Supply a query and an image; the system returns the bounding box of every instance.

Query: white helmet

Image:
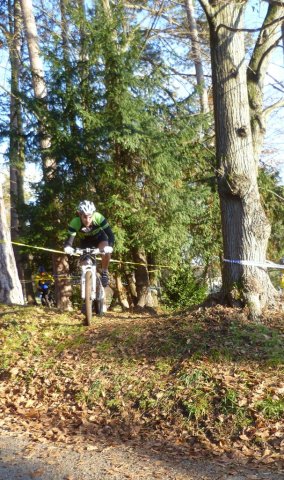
[77,200,96,215]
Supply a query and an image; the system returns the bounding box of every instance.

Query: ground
[0,304,283,479]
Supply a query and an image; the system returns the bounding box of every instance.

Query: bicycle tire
[85,270,93,326]
[41,293,50,308]
[94,274,104,316]
[94,299,104,315]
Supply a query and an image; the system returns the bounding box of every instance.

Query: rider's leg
[98,240,110,270]
[98,240,111,286]
[81,234,111,286]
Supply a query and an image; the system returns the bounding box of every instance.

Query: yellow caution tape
[1,239,174,269]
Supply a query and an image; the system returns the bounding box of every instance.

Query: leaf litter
[0,303,283,477]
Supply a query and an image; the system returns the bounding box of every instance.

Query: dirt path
[0,429,283,480]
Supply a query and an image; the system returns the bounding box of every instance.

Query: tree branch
[263,97,284,118]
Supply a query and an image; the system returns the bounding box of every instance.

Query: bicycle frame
[75,248,101,298]
[74,248,105,324]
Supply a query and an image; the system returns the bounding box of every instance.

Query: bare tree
[198,0,284,316]
[184,0,209,113]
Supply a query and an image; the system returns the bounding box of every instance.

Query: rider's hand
[64,246,74,255]
[104,246,113,254]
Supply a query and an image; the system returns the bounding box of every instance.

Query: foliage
[19,0,218,281]
[161,265,208,310]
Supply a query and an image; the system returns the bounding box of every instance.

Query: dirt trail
[0,429,283,480]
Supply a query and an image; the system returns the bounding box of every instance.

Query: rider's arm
[103,225,115,247]
[96,213,115,247]
[64,217,81,247]
[64,234,75,248]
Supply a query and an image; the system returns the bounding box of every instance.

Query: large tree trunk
[52,254,73,311]
[199,0,281,316]
[20,0,55,178]
[9,0,25,239]
[8,0,34,304]
[0,180,24,305]
[20,0,72,310]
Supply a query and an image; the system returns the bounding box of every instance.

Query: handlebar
[75,248,103,256]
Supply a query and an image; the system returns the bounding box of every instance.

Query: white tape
[223,258,284,270]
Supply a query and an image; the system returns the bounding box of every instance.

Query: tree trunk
[52,254,73,311]
[133,248,154,309]
[199,0,278,316]
[20,0,55,178]
[8,0,35,304]
[20,0,72,310]
[126,271,137,307]
[0,180,24,305]
[247,3,284,160]
[9,0,25,239]
[184,0,209,113]
[115,273,129,310]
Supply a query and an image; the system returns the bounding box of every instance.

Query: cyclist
[64,200,114,287]
[34,266,54,305]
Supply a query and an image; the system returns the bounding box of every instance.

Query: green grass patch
[256,396,284,420]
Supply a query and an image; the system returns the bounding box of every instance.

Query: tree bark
[9,0,25,240]
[247,2,284,160]
[52,254,73,311]
[0,179,24,305]
[115,273,130,310]
[133,248,155,309]
[20,0,72,310]
[184,0,209,113]
[126,271,137,307]
[8,0,35,304]
[20,0,55,178]
[199,0,281,316]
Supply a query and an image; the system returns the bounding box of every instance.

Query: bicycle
[40,285,55,308]
[74,247,105,326]
[37,282,55,308]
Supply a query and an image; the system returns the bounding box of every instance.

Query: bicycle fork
[81,265,97,300]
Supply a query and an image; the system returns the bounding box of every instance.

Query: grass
[0,303,284,467]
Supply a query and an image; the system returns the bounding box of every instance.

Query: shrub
[161,266,207,310]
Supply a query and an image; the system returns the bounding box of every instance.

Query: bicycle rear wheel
[85,270,93,326]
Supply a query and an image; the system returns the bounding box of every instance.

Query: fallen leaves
[0,304,283,471]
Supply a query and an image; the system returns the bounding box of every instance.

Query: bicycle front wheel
[94,273,104,316]
[85,270,93,326]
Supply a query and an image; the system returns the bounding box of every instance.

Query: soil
[0,428,283,480]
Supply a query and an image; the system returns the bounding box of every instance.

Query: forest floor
[0,303,283,479]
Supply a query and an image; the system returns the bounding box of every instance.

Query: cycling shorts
[80,230,109,248]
